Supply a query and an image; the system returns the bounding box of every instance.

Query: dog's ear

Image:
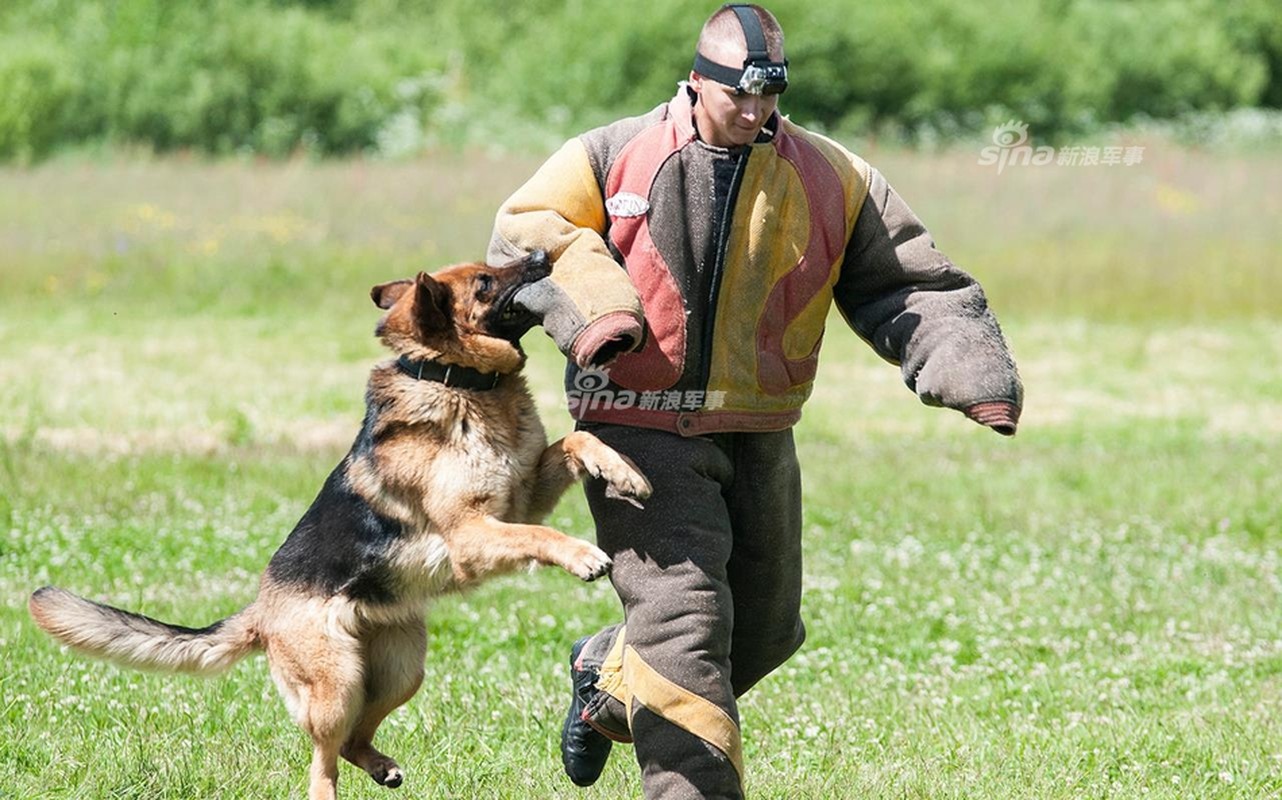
[415,271,451,333]
[371,279,413,310]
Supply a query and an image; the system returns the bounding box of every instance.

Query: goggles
[692,4,788,96]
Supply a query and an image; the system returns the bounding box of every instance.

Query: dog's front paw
[602,454,652,505]
[585,453,652,508]
[566,543,612,582]
[565,432,653,508]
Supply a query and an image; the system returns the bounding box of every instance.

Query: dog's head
[370,250,551,374]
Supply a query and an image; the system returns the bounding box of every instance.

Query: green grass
[1,147,1279,798]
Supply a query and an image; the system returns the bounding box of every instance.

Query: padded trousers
[576,424,805,799]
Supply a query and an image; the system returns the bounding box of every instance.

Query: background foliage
[1,0,1281,161]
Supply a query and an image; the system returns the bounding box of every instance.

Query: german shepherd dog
[28,251,651,800]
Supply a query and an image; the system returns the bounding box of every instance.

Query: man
[487,5,1022,798]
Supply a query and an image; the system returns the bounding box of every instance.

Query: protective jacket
[488,86,1022,435]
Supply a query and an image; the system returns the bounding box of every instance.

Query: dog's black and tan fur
[28,251,650,800]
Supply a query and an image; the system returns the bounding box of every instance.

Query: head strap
[692,3,788,96]
[729,4,768,62]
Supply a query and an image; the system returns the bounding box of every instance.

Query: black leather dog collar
[396,354,501,391]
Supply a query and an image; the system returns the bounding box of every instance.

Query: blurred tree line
[1,0,1279,161]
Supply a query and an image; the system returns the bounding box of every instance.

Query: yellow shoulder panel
[779,118,872,237]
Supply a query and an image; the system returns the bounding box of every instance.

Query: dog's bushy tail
[28,586,259,676]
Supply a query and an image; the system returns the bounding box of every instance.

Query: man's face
[690,72,780,148]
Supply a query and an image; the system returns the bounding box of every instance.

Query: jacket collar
[670,84,699,143]
[396,354,501,391]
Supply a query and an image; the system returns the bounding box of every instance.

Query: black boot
[561,636,614,787]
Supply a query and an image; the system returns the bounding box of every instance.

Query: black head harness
[692,4,788,96]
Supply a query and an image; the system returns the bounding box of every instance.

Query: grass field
[1,139,1280,799]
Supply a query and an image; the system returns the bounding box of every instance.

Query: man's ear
[371,279,413,310]
[415,271,451,333]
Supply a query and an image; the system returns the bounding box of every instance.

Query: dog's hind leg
[341,618,427,789]
[264,610,364,800]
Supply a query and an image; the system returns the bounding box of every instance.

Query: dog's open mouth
[487,253,552,342]
[492,295,540,341]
